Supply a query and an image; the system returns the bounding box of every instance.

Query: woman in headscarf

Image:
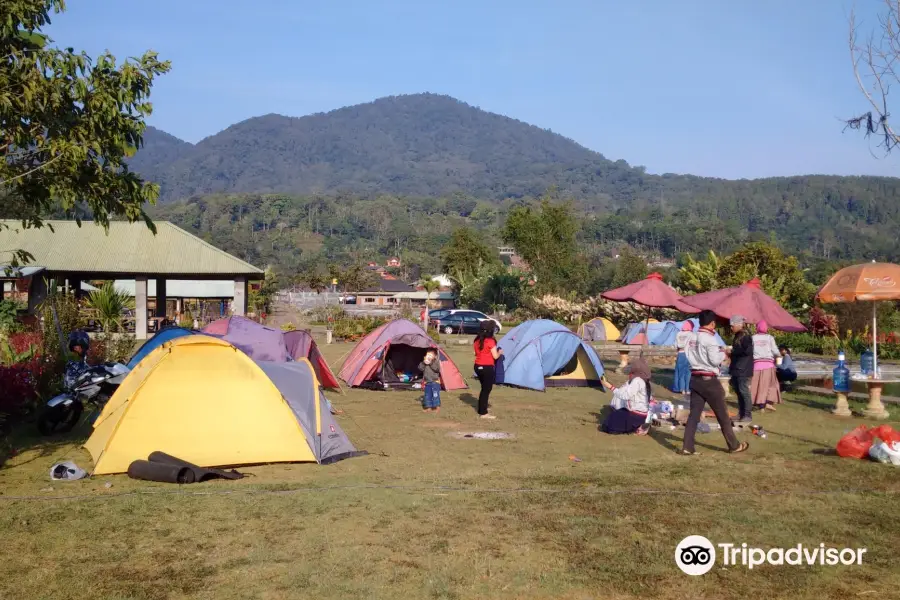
[672,321,694,395]
[751,320,782,411]
[601,358,652,434]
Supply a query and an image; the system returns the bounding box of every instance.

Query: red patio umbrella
[601,272,698,344]
[680,278,806,332]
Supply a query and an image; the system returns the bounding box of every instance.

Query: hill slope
[130,93,670,203]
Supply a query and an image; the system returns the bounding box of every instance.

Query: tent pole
[873,301,879,376]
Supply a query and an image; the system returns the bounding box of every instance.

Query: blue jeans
[673,352,691,393]
[423,382,441,408]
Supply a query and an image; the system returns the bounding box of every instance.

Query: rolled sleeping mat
[127,460,196,484]
[147,451,244,481]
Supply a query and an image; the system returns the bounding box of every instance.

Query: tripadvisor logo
[675,536,867,575]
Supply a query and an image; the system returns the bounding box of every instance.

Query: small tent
[202,316,290,362]
[283,329,341,391]
[496,319,605,391]
[651,319,726,346]
[339,319,467,390]
[127,326,195,369]
[578,317,620,342]
[85,336,362,475]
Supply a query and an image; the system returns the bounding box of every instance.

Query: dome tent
[339,319,467,390]
[577,317,620,342]
[85,336,362,475]
[496,320,606,391]
[203,316,340,391]
[127,326,195,369]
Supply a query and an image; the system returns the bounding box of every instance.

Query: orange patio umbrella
[817,261,900,375]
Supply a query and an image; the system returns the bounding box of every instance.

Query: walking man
[680,310,749,455]
[726,315,753,422]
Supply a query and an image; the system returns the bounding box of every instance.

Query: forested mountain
[129,92,900,274]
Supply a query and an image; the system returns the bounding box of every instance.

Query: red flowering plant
[808,307,839,338]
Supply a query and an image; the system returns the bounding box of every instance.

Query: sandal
[764,404,777,412]
[729,441,750,454]
[676,448,699,456]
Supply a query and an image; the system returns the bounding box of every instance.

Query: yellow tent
[85,336,348,475]
[545,346,603,387]
[577,317,621,342]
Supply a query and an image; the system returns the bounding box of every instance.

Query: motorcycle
[37,362,130,435]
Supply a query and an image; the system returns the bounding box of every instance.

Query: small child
[418,351,442,412]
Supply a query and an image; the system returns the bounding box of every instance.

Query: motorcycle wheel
[37,402,84,435]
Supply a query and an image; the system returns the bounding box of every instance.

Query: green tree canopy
[609,250,649,289]
[502,198,587,295]
[716,242,814,312]
[440,227,500,282]
[1,0,170,250]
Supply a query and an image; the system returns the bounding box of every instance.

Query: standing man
[726,315,753,422]
[680,310,749,455]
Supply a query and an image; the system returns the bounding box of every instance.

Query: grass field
[2,338,900,599]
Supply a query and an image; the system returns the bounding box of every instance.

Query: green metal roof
[0,220,262,277]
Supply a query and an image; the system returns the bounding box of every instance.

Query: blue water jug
[860,348,875,375]
[833,350,850,393]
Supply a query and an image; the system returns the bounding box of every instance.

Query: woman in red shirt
[473,320,503,419]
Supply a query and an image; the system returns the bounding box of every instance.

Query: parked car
[433,310,502,335]
[428,309,452,320]
[340,295,357,305]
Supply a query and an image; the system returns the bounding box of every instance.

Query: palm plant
[86,282,134,333]
[420,276,441,309]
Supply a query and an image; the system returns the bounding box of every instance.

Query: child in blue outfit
[419,351,442,412]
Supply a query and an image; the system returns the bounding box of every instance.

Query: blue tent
[622,322,667,344]
[495,320,605,391]
[650,319,726,346]
[127,326,195,369]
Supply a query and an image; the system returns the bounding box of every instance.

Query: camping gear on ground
[339,319,467,390]
[38,361,130,435]
[833,351,851,393]
[128,326,195,369]
[202,315,291,362]
[127,451,244,483]
[577,317,620,342]
[283,329,341,391]
[817,261,900,377]
[681,278,807,332]
[85,336,363,475]
[496,320,605,391]
[49,461,87,481]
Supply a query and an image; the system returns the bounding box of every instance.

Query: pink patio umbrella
[680,278,806,332]
[601,272,698,344]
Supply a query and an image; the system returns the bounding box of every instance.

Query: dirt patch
[449,431,516,440]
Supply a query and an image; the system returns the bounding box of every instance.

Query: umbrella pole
[641,307,651,358]
[873,300,879,376]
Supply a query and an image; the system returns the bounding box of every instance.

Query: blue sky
[45,0,895,179]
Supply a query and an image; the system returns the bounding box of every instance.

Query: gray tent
[255,361,366,465]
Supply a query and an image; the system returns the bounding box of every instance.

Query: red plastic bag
[836,425,875,459]
[870,425,900,446]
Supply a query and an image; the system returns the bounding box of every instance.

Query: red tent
[283,329,342,392]
[601,272,697,344]
[340,319,467,390]
[680,279,806,332]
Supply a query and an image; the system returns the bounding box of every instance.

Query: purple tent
[202,316,290,362]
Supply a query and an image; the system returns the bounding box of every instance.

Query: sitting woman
[601,359,652,435]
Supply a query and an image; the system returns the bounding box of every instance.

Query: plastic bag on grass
[869,441,892,464]
[884,441,900,466]
[870,425,900,446]
[836,425,874,459]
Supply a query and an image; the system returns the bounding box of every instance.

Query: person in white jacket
[601,358,651,435]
